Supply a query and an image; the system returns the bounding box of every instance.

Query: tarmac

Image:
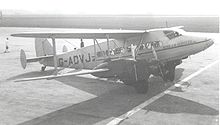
[0,27,219,125]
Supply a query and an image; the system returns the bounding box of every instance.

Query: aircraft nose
[203,38,214,50]
[207,38,214,47]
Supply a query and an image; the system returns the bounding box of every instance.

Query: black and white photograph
[0,0,219,125]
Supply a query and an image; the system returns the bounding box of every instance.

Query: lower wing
[15,68,109,82]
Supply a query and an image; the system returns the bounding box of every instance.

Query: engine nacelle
[92,58,150,83]
[92,58,136,78]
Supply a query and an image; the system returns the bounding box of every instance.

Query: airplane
[11,26,214,93]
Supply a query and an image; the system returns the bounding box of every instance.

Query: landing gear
[160,60,182,82]
[167,67,175,81]
[41,65,46,71]
[163,66,175,82]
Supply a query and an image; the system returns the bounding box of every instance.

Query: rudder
[35,38,53,57]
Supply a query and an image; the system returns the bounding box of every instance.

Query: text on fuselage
[58,53,95,67]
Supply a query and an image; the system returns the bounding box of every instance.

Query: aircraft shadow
[144,94,219,115]
[7,69,58,81]
[8,68,184,95]
[19,77,169,125]
[15,68,218,125]
[7,68,84,81]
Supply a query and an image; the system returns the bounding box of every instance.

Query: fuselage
[42,30,214,69]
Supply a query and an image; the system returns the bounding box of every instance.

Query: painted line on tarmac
[179,60,219,83]
[106,60,219,125]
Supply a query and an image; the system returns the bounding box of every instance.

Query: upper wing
[15,68,109,82]
[11,31,145,39]
[11,26,184,39]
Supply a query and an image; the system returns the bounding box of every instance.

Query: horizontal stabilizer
[15,68,109,82]
[26,55,53,63]
[20,49,53,69]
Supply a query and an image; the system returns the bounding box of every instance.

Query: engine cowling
[92,58,135,78]
[92,58,150,83]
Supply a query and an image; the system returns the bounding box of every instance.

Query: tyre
[41,66,46,71]
[168,68,175,82]
[162,67,175,82]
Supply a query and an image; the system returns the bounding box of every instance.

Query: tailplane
[20,49,53,69]
[20,38,54,69]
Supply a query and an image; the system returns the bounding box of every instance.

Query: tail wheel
[41,66,46,71]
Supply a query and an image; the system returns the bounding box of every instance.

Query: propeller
[131,44,137,60]
[151,45,165,79]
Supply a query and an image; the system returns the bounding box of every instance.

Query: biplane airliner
[11,26,214,93]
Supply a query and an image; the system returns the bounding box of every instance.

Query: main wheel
[167,67,175,82]
[162,66,175,82]
[134,80,149,94]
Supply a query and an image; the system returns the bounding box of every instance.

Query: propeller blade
[151,45,158,60]
[151,45,165,79]
[131,44,137,60]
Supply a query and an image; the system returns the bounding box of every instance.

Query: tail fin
[35,38,53,57]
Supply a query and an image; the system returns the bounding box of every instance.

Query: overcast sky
[0,0,219,15]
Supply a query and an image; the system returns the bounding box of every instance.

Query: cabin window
[127,46,132,52]
[145,43,152,49]
[114,47,123,55]
[96,47,125,57]
[163,30,182,39]
[152,41,160,48]
[139,44,145,50]
[109,49,115,56]
[145,41,162,49]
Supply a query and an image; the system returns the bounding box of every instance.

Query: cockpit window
[163,30,182,39]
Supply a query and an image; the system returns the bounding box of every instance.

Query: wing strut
[94,39,102,51]
[106,34,110,56]
[52,37,58,74]
[93,39,97,59]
